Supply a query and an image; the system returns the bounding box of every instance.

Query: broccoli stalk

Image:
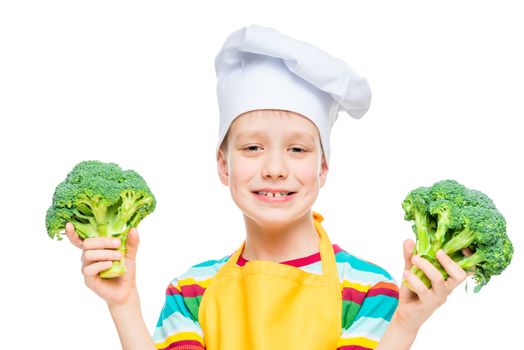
[442,226,476,256]
[46,160,156,278]
[402,180,513,292]
[413,210,433,256]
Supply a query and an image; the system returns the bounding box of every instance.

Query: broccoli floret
[401,186,434,256]
[46,160,156,278]
[402,179,513,292]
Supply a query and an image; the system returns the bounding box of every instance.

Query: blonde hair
[219,129,231,154]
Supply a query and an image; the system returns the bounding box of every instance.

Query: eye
[289,147,306,153]
[244,145,262,152]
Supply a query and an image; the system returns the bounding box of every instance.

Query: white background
[1,1,522,349]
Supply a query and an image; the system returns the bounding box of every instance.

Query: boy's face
[217,109,328,228]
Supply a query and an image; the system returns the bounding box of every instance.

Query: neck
[241,211,320,263]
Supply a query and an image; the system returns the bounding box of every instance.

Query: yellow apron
[198,212,342,350]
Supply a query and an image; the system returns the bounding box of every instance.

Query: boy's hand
[65,223,139,308]
[393,239,469,334]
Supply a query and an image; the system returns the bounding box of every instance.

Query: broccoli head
[46,160,156,278]
[402,179,513,292]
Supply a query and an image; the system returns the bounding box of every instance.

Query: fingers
[82,249,122,265]
[403,239,416,271]
[65,223,83,249]
[399,239,422,300]
[82,237,121,250]
[407,251,468,302]
[411,255,447,296]
[436,250,468,289]
[406,255,448,308]
[82,261,114,278]
[461,247,474,257]
[403,269,429,296]
[125,228,140,261]
[80,237,122,278]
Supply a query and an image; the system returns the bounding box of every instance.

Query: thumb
[403,239,416,271]
[125,228,140,261]
[65,222,83,249]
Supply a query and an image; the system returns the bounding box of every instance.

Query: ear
[217,148,229,186]
[319,155,329,188]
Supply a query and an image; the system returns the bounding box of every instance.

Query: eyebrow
[236,130,317,143]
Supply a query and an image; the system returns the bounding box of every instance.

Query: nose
[261,150,288,179]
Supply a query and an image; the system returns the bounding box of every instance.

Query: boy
[65,25,468,349]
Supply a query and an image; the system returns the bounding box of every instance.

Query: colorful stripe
[161,340,205,350]
[341,316,389,342]
[336,250,395,278]
[156,294,194,325]
[354,295,398,322]
[337,336,379,349]
[366,282,400,311]
[342,286,367,305]
[155,331,204,350]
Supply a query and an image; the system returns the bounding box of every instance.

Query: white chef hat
[215,24,371,165]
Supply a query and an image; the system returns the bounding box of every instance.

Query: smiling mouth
[253,191,296,198]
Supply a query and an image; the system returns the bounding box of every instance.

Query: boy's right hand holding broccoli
[65,223,139,308]
[46,161,158,349]
[65,223,156,350]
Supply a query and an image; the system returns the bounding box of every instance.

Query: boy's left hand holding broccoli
[377,239,469,349]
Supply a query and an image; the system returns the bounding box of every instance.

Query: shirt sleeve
[337,279,399,350]
[152,279,206,350]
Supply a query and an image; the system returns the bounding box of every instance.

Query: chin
[245,207,308,228]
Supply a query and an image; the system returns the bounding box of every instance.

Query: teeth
[257,191,291,197]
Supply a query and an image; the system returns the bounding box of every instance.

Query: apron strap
[313,211,339,279]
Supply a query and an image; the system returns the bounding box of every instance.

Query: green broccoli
[402,179,513,292]
[46,160,156,278]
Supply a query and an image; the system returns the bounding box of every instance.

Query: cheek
[229,156,255,188]
[294,159,321,185]
[230,167,251,184]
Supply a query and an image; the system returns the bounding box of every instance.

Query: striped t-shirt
[153,244,399,350]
